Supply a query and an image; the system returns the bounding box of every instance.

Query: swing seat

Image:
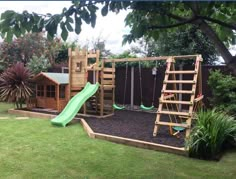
[140,104,154,110]
[113,104,125,110]
[172,123,186,132]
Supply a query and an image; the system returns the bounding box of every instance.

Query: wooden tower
[68,48,115,117]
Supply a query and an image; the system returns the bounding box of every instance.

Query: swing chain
[138,61,143,104]
[123,61,128,105]
[151,61,158,106]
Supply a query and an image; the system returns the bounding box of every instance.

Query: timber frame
[102,54,203,138]
[69,50,203,138]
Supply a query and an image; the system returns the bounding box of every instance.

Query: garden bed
[83,110,185,148]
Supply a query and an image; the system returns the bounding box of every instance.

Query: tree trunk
[195,20,236,75]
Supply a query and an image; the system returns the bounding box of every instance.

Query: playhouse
[31,72,69,112]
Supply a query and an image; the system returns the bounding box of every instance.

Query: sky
[0,1,132,54]
[0,1,235,58]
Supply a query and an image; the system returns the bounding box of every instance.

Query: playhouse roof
[33,72,69,85]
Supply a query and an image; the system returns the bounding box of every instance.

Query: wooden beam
[103,55,199,63]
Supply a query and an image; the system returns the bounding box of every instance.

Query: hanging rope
[113,61,128,110]
[151,60,158,106]
[139,61,155,110]
[123,61,128,105]
[139,61,143,104]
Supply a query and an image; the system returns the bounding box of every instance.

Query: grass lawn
[0,102,236,178]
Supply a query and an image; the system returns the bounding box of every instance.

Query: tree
[131,27,218,65]
[82,36,112,58]
[122,2,236,74]
[27,55,51,75]
[55,40,78,64]
[0,1,235,74]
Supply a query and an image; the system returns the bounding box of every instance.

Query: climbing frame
[153,55,203,138]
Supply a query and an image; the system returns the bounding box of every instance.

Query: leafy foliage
[0,33,46,66]
[131,27,218,65]
[0,1,131,42]
[109,51,137,67]
[55,40,78,64]
[186,109,236,160]
[0,33,69,70]
[27,55,51,75]
[0,1,236,73]
[0,63,32,108]
[155,27,218,65]
[122,2,236,45]
[208,70,236,115]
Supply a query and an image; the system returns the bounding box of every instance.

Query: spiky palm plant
[186,109,236,160]
[0,62,33,108]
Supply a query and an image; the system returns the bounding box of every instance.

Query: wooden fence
[50,64,228,108]
[114,65,228,108]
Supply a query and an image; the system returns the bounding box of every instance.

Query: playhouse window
[59,85,66,98]
[37,85,44,97]
[46,85,55,98]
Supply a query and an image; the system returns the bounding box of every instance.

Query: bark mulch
[83,110,185,148]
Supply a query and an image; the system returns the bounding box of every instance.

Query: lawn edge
[8,108,188,156]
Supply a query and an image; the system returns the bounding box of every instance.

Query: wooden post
[185,57,199,137]
[153,57,173,136]
[57,84,60,111]
[96,50,100,83]
[130,66,134,110]
[197,55,203,95]
[68,48,72,99]
[112,61,115,113]
[178,63,183,111]
[100,60,104,116]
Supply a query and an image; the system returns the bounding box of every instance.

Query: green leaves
[60,22,68,41]
[0,62,33,108]
[101,2,109,16]
[75,15,82,34]
[186,109,236,159]
[208,70,236,115]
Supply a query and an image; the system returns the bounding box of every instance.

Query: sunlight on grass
[0,102,236,178]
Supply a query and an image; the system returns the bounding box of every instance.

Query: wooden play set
[102,55,203,138]
[28,48,203,139]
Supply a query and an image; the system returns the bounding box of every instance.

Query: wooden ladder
[153,55,203,138]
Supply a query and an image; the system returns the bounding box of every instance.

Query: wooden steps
[166,70,197,74]
[164,80,195,84]
[162,90,194,94]
[156,121,190,128]
[157,111,190,116]
[160,100,192,105]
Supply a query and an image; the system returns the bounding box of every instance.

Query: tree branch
[198,16,236,30]
[148,17,197,30]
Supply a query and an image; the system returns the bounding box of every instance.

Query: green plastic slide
[51,82,99,127]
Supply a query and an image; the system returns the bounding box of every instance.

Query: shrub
[27,55,51,75]
[186,109,236,160]
[0,62,33,109]
[208,70,236,115]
